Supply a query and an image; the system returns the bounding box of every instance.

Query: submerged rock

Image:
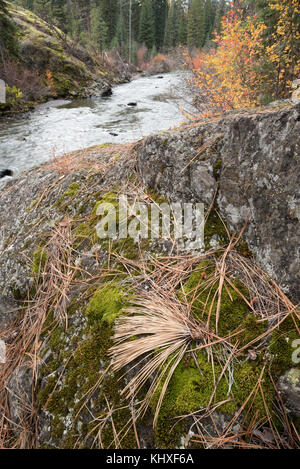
[0,169,13,179]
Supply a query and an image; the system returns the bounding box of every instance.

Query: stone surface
[137,103,300,302]
[7,365,33,434]
[278,368,300,417]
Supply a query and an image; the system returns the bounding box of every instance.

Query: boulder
[137,103,300,302]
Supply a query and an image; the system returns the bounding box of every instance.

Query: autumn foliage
[185,0,300,114]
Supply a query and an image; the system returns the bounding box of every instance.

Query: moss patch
[56,182,80,209]
[32,247,47,275]
[269,315,300,376]
[85,282,129,325]
[181,260,251,340]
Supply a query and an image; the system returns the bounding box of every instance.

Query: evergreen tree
[187,0,205,49]
[98,0,118,44]
[178,0,187,45]
[154,0,168,50]
[10,0,226,58]
[213,0,227,34]
[164,0,185,49]
[204,0,213,44]
[51,0,66,29]
[33,0,51,19]
[138,0,155,50]
[90,5,108,50]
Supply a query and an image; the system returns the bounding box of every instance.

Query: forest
[8,0,227,59]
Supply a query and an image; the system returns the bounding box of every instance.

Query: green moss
[181,261,250,339]
[152,347,275,448]
[85,282,129,325]
[26,198,40,213]
[152,350,235,448]
[49,325,65,350]
[233,362,274,417]
[73,221,96,247]
[38,317,137,448]
[32,247,47,275]
[37,376,57,408]
[213,158,222,179]
[56,182,80,209]
[73,192,153,259]
[204,209,229,250]
[269,315,300,375]
[51,417,65,440]
[239,313,266,347]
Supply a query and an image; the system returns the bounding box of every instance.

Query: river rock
[0,169,13,179]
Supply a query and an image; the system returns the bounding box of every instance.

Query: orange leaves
[185,0,299,113]
[186,8,266,110]
[45,70,57,97]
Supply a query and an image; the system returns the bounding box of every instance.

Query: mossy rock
[85,282,130,325]
[181,261,252,339]
[37,281,136,448]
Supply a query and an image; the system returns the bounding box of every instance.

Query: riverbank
[0,3,131,117]
[0,102,299,448]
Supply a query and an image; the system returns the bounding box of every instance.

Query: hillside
[1,3,127,113]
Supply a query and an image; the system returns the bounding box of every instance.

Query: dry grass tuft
[109,289,218,426]
[45,142,136,175]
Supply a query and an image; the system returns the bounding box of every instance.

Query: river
[0,72,193,178]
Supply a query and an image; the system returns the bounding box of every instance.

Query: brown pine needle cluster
[109,290,215,426]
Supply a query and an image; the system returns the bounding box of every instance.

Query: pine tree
[178,0,187,45]
[187,0,205,49]
[154,0,168,50]
[164,1,176,48]
[51,0,66,30]
[164,0,185,49]
[99,0,118,44]
[213,0,227,35]
[138,0,155,50]
[90,5,108,51]
[203,0,213,44]
[33,0,51,19]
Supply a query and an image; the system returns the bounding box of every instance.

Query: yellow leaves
[184,0,299,115]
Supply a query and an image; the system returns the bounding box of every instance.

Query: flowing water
[0,72,193,178]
